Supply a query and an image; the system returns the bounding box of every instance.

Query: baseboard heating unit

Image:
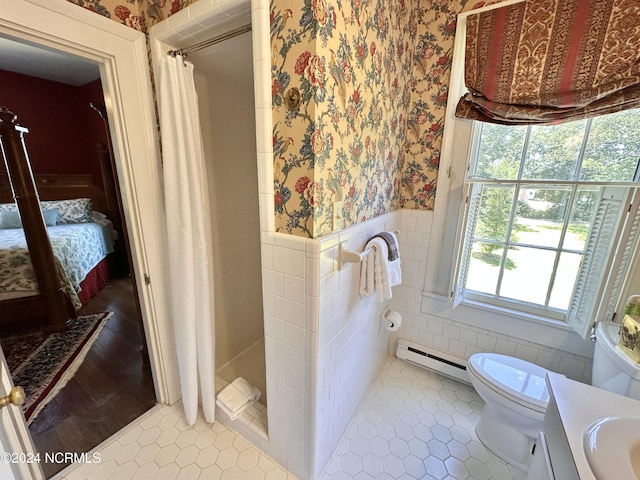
[396,339,470,384]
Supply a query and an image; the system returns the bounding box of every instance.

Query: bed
[0,201,115,310]
[0,106,122,331]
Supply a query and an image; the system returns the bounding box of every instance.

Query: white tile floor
[53,403,294,480]
[320,357,526,480]
[55,356,527,480]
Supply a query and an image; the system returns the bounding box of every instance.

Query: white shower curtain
[158,54,216,425]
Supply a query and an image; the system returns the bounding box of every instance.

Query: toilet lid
[468,353,550,412]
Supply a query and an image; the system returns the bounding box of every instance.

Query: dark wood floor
[28,275,157,478]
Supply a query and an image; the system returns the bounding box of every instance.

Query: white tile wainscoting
[258,211,401,478]
[241,208,593,479]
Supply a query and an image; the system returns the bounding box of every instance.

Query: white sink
[583,416,640,479]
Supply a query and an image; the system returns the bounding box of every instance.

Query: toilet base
[475,402,537,472]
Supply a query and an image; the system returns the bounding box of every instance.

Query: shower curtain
[158,54,216,425]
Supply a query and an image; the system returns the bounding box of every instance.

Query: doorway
[149,0,279,456]
[0,36,157,478]
[0,2,177,478]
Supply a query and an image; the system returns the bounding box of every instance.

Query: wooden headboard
[0,173,107,214]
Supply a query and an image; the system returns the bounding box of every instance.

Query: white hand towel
[216,377,261,420]
[386,233,402,289]
[371,238,390,302]
[377,231,401,290]
[359,245,375,297]
[359,235,402,301]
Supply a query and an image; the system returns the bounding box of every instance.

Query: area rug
[0,312,112,425]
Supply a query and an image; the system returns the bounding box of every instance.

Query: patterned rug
[0,312,112,424]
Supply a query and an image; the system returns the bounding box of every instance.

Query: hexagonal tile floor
[320,357,526,480]
[53,403,294,480]
[55,356,526,480]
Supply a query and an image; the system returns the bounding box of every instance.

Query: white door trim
[0,2,181,473]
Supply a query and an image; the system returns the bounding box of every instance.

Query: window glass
[474,124,526,179]
[475,184,515,243]
[467,243,502,295]
[501,247,555,305]
[522,121,587,181]
[459,108,640,321]
[549,252,582,310]
[512,186,572,248]
[563,187,598,252]
[581,109,640,182]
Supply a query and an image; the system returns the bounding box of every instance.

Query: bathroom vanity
[530,372,640,480]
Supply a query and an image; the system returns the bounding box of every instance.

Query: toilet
[466,353,551,471]
[467,321,640,472]
[591,321,640,398]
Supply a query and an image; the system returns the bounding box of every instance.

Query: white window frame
[424,1,512,296]
[425,0,640,338]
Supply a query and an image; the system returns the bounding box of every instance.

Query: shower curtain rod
[168,23,252,57]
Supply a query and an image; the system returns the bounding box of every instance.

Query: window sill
[421,290,569,329]
[420,290,593,357]
[461,298,571,331]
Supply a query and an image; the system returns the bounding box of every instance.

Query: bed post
[0,107,75,331]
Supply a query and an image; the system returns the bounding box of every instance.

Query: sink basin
[583,416,640,479]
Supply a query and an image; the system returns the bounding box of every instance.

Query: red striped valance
[455,0,640,125]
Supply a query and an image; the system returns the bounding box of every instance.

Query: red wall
[0,69,107,183]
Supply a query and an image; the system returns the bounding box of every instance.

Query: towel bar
[338,231,399,270]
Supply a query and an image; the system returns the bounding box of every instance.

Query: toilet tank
[592,321,640,400]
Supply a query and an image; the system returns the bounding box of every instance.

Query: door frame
[0,0,181,474]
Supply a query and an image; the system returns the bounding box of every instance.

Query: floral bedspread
[0,223,112,308]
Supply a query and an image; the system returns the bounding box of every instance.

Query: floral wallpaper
[271,0,491,237]
[272,0,415,237]
[67,0,500,238]
[402,1,464,211]
[65,0,193,31]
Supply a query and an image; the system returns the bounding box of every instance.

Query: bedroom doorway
[0,35,157,478]
[0,1,179,477]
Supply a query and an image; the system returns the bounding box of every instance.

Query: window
[450,109,640,335]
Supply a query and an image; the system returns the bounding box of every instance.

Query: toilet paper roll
[385,310,403,332]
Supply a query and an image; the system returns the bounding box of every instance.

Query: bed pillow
[40,198,93,224]
[0,199,92,223]
[0,211,21,229]
[92,210,107,221]
[42,208,59,226]
[0,208,59,228]
[0,202,17,213]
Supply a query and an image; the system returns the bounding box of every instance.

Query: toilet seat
[468,353,549,413]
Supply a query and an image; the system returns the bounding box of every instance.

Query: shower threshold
[215,338,268,440]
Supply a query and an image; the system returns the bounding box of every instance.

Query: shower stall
[188,29,267,424]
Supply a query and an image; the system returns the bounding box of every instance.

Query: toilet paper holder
[381,307,402,332]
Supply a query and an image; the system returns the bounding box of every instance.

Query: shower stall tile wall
[261,232,313,478]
